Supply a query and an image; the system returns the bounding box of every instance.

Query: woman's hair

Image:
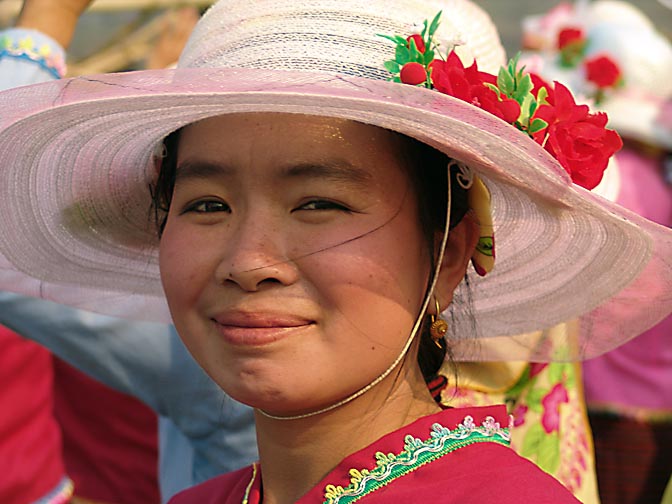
[151,128,180,236]
[150,125,471,395]
[397,135,469,391]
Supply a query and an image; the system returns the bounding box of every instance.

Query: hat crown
[178,0,505,76]
[586,21,672,99]
[587,0,654,31]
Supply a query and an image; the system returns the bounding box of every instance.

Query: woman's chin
[223,382,340,418]
[217,377,304,412]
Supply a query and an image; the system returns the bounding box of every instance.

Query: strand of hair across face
[257,165,454,421]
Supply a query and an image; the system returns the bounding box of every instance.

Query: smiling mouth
[212,314,314,346]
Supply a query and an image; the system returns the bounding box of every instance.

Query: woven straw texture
[0,0,670,361]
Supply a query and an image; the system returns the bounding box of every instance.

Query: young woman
[0,0,670,502]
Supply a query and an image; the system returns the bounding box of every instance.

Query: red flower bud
[557,27,585,50]
[400,62,427,85]
[584,54,622,89]
[406,34,426,53]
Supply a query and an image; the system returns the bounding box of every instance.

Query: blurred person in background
[0,1,167,502]
[0,292,258,502]
[0,2,257,502]
[0,321,70,503]
[519,2,672,502]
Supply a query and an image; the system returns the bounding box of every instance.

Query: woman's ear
[430,212,479,311]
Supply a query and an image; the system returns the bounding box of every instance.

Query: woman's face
[159,113,432,416]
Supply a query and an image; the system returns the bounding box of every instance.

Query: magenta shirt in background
[0,326,65,504]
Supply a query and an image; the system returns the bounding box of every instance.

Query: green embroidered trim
[323,415,511,504]
[0,34,66,78]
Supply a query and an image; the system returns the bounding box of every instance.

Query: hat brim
[0,68,670,360]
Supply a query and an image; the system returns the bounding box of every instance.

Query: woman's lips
[212,312,314,346]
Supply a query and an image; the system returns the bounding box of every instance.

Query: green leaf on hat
[384,60,401,74]
[512,73,533,103]
[377,34,407,46]
[517,93,535,125]
[497,66,515,96]
[395,44,410,65]
[428,11,442,38]
[528,99,539,117]
[408,39,422,61]
[529,118,549,134]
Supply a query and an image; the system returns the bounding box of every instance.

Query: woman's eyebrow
[280,161,373,186]
[174,160,233,183]
[174,159,373,186]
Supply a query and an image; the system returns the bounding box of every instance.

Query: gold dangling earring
[430,298,448,349]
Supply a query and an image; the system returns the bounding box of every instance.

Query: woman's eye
[295,199,351,212]
[184,200,231,214]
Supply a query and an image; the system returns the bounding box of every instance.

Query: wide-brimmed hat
[0,0,670,361]
[520,0,672,150]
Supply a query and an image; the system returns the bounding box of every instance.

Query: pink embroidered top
[169,405,579,503]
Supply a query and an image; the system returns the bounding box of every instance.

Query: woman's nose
[215,219,299,292]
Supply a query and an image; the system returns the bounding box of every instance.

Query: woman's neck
[253,365,441,504]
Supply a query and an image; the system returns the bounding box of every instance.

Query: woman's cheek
[159,224,209,308]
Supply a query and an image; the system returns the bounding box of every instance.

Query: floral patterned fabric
[443,361,600,504]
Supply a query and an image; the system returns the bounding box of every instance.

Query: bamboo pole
[66,12,166,75]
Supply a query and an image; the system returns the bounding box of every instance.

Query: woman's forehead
[177,113,412,177]
[180,113,402,148]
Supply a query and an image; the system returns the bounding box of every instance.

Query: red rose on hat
[584,54,622,89]
[430,52,481,101]
[475,72,521,124]
[532,82,622,189]
[431,52,521,124]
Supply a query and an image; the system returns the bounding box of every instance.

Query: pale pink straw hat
[0,0,670,361]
